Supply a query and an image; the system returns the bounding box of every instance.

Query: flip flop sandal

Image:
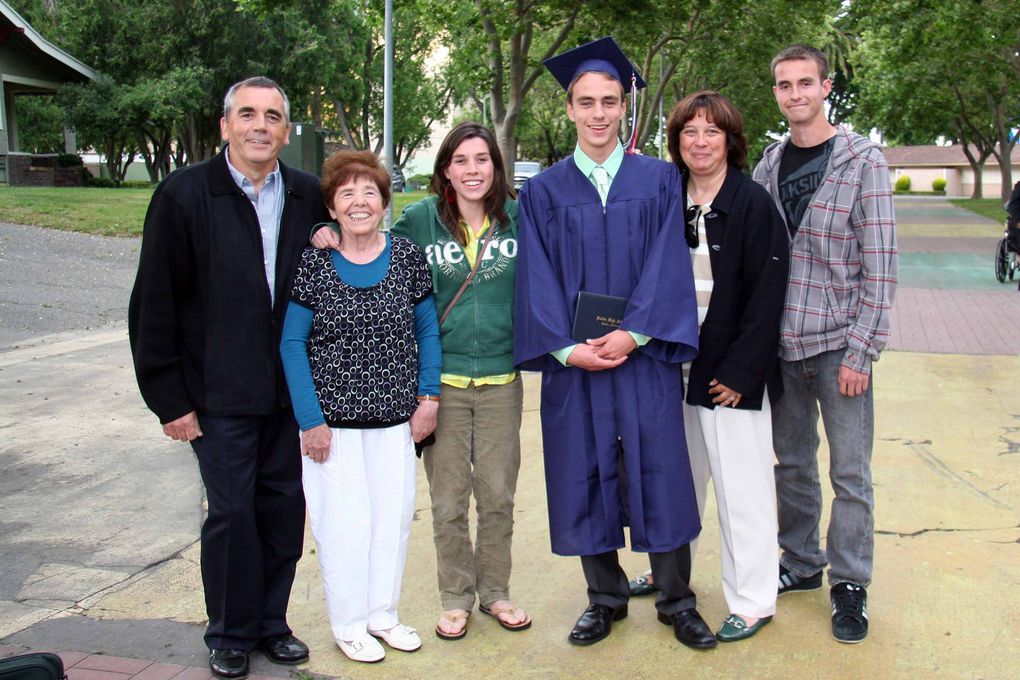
[435,611,469,640]
[478,602,533,631]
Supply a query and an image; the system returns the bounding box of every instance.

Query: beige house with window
[882,144,1020,198]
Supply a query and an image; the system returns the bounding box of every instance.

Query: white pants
[301,423,416,641]
[686,396,778,618]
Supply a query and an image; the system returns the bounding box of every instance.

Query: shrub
[56,153,84,167]
[407,173,432,190]
[932,177,946,192]
[84,176,154,189]
[894,175,911,192]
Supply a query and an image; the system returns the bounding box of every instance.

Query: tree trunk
[478,0,577,183]
[960,143,991,200]
[999,147,1014,203]
[993,126,1015,203]
[495,122,517,180]
[105,140,119,185]
[955,113,995,200]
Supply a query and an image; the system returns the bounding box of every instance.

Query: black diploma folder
[572,291,628,342]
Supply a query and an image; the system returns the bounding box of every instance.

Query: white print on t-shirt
[425,237,517,282]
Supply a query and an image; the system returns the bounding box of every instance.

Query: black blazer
[686,165,790,410]
[129,149,329,423]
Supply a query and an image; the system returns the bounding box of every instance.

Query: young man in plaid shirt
[752,45,897,644]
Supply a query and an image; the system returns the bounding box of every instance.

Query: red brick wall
[7,155,84,187]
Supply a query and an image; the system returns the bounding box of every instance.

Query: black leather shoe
[568,604,628,646]
[209,649,249,679]
[255,634,310,664]
[658,609,718,649]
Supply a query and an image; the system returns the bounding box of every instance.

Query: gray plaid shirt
[753,125,897,374]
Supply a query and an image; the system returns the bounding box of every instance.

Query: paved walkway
[0,223,139,348]
[2,198,1018,680]
[888,197,1020,354]
[0,648,277,680]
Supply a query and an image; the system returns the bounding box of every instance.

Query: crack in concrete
[85,540,202,604]
[8,540,202,633]
[876,524,1020,538]
[905,440,1011,509]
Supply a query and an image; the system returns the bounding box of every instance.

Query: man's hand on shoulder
[162,411,203,442]
[838,365,870,397]
[567,343,627,371]
[587,330,637,361]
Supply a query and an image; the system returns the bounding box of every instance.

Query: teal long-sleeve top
[280,237,441,431]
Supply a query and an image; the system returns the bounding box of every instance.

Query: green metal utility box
[279,123,325,176]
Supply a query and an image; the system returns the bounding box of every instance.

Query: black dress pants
[191,407,305,650]
[581,544,696,615]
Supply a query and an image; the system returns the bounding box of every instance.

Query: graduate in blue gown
[513,37,718,648]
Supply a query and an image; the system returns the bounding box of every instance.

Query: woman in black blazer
[629,91,789,643]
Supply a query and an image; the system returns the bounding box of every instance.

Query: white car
[513,161,543,189]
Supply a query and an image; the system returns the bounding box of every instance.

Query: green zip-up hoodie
[390,195,518,378]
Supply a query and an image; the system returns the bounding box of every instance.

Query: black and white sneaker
[778,564,823,596]
[830,582,868,643]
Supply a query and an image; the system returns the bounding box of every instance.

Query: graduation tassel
[625,72,639,154]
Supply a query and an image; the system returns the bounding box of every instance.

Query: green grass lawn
[948,198,1007,223]
[0,186,155,236]
[392,190,426,217]
[0,186,428,237]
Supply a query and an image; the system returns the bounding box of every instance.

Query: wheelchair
[996,221,1020,283]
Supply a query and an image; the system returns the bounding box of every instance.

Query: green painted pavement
[898,251,1011,290]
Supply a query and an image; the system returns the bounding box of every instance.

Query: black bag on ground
[0,653,67,680]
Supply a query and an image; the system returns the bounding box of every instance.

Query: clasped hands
[567,329,637,371]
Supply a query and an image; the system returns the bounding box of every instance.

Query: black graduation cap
[544,36,647,93]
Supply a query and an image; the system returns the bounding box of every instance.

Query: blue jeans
[772,349,874,587]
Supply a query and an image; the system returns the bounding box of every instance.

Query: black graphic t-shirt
[777,136,836,235]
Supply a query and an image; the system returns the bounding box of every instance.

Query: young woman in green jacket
[391,122,529,640]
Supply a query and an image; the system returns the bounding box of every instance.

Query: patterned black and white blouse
[290,237,433,427]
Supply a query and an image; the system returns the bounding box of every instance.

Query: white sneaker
[369,623,422,652]
[335,634,385,663]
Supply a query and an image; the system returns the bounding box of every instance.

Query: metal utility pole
[383,0,394,229]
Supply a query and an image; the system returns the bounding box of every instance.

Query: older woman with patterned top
[279,150,441,663]
[314,123,530,641]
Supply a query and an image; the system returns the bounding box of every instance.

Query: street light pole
[383,0,394,229]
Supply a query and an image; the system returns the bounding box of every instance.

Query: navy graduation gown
[514,153,701,556]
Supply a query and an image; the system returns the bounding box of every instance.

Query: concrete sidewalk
[2,198,1018,679]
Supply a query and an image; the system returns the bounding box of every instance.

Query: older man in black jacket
[129,77,328,679]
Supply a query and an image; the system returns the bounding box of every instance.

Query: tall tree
[852,0,1020,199]
[427,0,585,172]
[609,0,836,161]
[432,0,837,171]
[238,0,449,170]
[12,95,64,154]
[59,76,137,182]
